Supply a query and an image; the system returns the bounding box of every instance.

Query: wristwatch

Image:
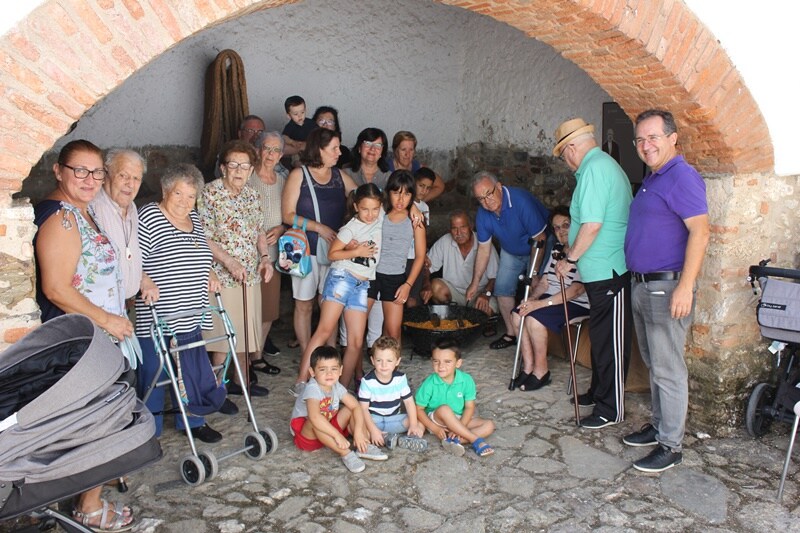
[484,290,492,297]
[566,257,578,265]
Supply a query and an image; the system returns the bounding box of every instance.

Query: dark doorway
[602,102,645,185]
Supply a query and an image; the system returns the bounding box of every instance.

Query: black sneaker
[577,392,595,407]
[623,423,658,447]
[262,335,280,357]
[218,398,239,415]
[190,424,222,443]
[580,414,616,430]
[633,444,682,473]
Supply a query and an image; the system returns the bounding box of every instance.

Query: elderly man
[622,109,709,473]
[553,118,632,430]
[239,115,266,145]
[465,171,549,349]
[421,209,499,316]
[90,148,153,302]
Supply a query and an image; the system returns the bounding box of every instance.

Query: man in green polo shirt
[553,118,633,430]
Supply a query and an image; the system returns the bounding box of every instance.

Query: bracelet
[404,282,412,288]
[566,257,578,264]
[261,254,270,261]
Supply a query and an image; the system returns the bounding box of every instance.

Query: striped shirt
[134,203,214,336]
[357,370,412,417]
[543,249,589,308]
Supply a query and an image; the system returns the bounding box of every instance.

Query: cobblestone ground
[5,321,800,533]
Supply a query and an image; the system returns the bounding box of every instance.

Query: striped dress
[134,203,214,336]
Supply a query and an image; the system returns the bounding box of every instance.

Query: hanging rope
[200,49,249,173]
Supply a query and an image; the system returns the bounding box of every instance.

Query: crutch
[555,252,581,426]
[508,237,546,390]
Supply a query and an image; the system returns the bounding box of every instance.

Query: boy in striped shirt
[358,336,428,452]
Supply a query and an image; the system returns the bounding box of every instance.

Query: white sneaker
[357,444,388,461]
[289,382,306,398]
[342,451,366,473]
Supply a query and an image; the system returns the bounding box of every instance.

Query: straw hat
[552,118,595,156]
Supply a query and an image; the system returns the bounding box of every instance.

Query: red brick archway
[0,0,772,203]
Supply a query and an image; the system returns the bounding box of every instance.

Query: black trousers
[584,270,632,422]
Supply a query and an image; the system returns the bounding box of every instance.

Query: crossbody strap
[301,166,322,224]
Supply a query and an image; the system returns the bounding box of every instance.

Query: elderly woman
[200,139,275,401]
[248,131,287,370]
[34,139,134,531]
[282,128,358,392]
[135,164,226,443]
[90,148,156,303]
[312,105,351,168]
[345,127,391,190]
[387,130,445,201]
[510,206,590,392]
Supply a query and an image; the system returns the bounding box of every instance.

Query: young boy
[290,346,388,472]
[281,95,315,157]
[415,338,496,457]
[358,336,428,452]
[405,167,435,308]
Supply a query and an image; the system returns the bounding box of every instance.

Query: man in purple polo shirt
[622,109,710,473]
[466,171,549,350]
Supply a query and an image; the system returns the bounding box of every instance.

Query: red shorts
[290,415,349,451]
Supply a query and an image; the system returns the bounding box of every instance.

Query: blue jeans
[322,268,369,312]
[495,249,529,297]
[632,279,693,451]
[370,413,408,434]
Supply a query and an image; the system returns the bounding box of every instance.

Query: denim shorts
[494,248,529,297]
[322,268,369,312]
[370,413,408,434]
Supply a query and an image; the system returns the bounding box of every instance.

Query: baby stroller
[745,259,800,437]
[0,314,162,532]
[142,292,277,486]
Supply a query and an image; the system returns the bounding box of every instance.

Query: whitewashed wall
[51,0,608,156]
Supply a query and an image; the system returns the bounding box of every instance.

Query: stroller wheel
[244,431,267,460]
[198,450,219,480]
[180,454,206,486]
[746,382,775,438]
[259,428,279,455]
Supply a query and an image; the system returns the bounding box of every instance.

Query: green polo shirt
[568,147,632,283]
[414,368,476,416]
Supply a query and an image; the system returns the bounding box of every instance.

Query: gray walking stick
[508,238,546,390]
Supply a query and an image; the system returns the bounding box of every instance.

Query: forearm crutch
[558,265,581,426]
[508,237,546,390]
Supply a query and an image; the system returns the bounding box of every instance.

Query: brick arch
[0,0,771,199]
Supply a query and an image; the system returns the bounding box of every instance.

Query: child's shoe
[442,436,465,457]
[342,451,366,473]
[357,444,388,461]
[386,433,428,452]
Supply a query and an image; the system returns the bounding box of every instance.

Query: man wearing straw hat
[553,117,633,430]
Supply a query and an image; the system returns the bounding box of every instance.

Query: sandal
[287,338,300,349]
[441,436,465,457]
[519,371,551,392]
[513,371,530,389]
[72,499,135,532]
[251,358,281,375]
[489,334,516,350]
[472,437,495,457]
[482,320,498,338]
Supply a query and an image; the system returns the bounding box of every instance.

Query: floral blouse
[199,178,265,288]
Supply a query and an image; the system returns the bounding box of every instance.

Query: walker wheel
[259,428,279,455]
[746,382,775,438]
[244,431,267,460]
[180,454,206,486]
[198,450,219,480]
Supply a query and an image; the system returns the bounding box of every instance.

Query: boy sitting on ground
[290,346,388,472]
[358,336,428,451]
[415,338,496,457]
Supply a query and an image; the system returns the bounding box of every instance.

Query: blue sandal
[472,438,494,457]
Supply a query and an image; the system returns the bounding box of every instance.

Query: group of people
[30,101,706,528]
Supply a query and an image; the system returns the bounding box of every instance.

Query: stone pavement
[106,324,800,533]
[6,328,800,533]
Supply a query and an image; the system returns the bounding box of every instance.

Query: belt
[631,271,681,283]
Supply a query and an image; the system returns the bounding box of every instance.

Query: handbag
[302,166,331,266]
[275,215,312,278]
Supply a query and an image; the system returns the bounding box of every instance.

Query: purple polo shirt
[476,186,548,256]
[624,155,707,273]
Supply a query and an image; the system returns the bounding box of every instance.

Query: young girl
[295,183,384,392]
[367,170,427,342]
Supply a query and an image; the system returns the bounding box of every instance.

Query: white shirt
[90,188,142,299]
[428,232,498,294]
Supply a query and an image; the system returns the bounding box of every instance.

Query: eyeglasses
[115,172,142,183]
[475,184,497,203]
[242,128,264,136]
[363,141,384,150]
[552,222,571,231]
[61,164,108,181]
[558,144,574,161]
[225,161,253,171]
[317,119,335,127]
[261,146,282,154]
[633,134,667,147]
